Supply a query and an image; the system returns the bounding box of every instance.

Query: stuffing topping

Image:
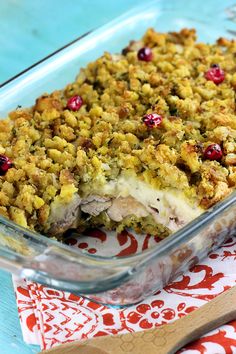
[0,28,235,237]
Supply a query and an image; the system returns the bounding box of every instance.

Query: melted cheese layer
[99,175,203,232]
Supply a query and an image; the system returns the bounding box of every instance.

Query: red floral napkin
[13,235,236,353]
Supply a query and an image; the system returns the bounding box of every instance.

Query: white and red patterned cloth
[13,236,236,353]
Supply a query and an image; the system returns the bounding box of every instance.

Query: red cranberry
[0,155,13,176]
[137,47,153,62]
[142,113,162,128]
[204,144,223,161]
[67,95,83,111]
[204,65,225,84]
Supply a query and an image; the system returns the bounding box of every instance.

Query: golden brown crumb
[1,27,236,233]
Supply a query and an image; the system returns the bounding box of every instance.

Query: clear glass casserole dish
[0,0,236,306]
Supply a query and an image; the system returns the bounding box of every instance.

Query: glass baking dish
[0,0,236,306]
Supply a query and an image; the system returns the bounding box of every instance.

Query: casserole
[0,0,236,306]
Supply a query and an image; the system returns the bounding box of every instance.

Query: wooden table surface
[0,1,143,353]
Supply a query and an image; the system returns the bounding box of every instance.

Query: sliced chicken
[107,196,149,222]
[47,194,81,235]
[46,173,203,237]
[81,195,112,216]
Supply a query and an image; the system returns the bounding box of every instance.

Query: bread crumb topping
[0,28,236,234]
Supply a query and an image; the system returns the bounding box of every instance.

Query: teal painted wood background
[0,1,144,353]
[0,0,144,83]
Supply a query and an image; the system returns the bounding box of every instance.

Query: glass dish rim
[0,30,92,89]
[0,0,163,89]
[0,0,236,269]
